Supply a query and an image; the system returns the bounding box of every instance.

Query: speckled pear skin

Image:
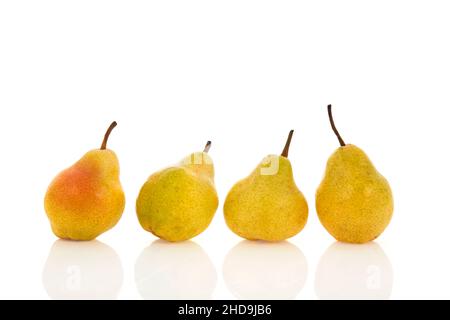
[136,151,219,242]
[316,145,393,244]
[224,155,308,242]
[44,149,125,241]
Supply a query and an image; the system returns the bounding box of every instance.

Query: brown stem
[100,121,117,150]
[203,140,212,153]
[327,105,346,147]
[281,130,294,158]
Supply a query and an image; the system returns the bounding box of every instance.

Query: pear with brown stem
[44,122,125,241]
[136,141,219,242]
[224,130,308,242]
[316,105,394,243]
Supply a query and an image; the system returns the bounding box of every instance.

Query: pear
[316,105,394,244]
[44,122,125,241]
[224,131,308,242]
[136,141,218,242]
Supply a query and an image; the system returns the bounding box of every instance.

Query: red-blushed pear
[44,122,125,241]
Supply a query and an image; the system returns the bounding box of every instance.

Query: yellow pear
[136,141,218,242]
[224,131,308,242]
[44,122,125,241]
[316,105,394,244]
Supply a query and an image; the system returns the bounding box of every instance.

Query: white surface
[0,1,449,300]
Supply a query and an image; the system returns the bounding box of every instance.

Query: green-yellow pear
[224,131,308,242]
[44,122,125,241]
[136,141,218,242]
[316,105,394,244]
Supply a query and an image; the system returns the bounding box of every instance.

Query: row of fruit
[44,105,393,244]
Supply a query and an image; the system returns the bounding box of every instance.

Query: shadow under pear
[315,241,393,300]
[42,239,123,300]
[223,240,308,300]
[135,239,217,300]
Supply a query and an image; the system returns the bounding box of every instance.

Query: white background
[0,1,449,300]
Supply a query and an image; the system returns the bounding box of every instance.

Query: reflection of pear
[44,122,125,240]
[136,141,218,242]
[315,242,393,300]
[316,106,393,244]
[224,131,308,241]
[42,240,123,299]
[135,240,217,299]
[223,241,307,299]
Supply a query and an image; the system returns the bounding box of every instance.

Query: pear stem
[281,130,294,158]
[203,140,212,153]
[100,121,117,150]
[327,105,346,147]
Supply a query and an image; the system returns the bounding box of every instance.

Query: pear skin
[316,105,393,244]
[44,122,125,241]
[136,141,219,242]
[224,131,308,242]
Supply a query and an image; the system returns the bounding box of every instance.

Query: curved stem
[203,140,212,153]
[100,121,117,150]
[281,130,294,158]
[327,105,346,147]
